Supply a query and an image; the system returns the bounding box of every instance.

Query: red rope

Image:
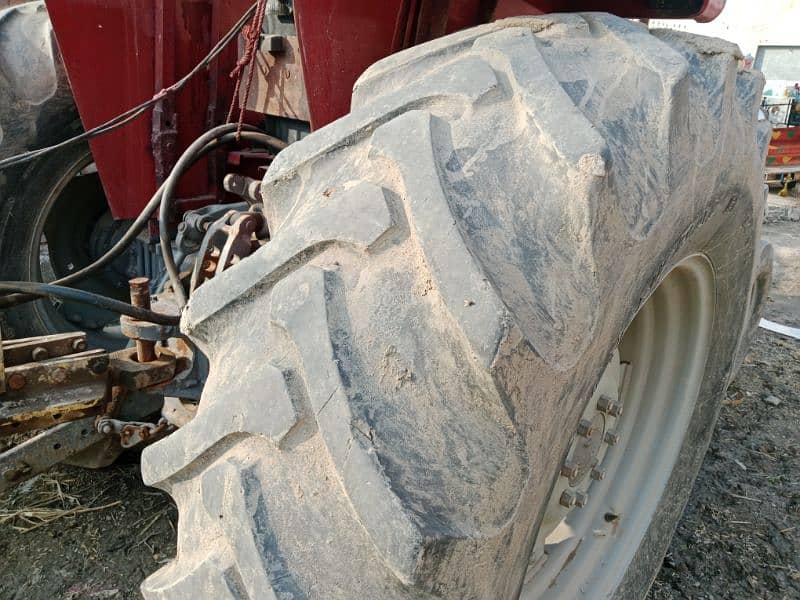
[227,0,268,139]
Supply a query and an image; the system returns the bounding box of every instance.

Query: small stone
[763,395,781,406]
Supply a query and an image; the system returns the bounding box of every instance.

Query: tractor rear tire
[0,1,76,180]
[141,14,769,598]
[0,2,122,344]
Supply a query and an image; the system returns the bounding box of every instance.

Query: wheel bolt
[590,467,606,481]
[560,461,580,479]
[559,490,577,508]
[597,395,623,417]
[31,346,49,361]
[577,418,595,437]
[575,492,589,508]
[604,430,620,446]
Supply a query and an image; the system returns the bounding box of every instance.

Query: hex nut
[575,492,589,508]
[590,467,606,481]
[604,430,620,446]
[559,490,577,508]
[31,346,49,361]
[88,357,109,374]
[597,394,623,417]
[560,461,580,479]
[577,418,595,437]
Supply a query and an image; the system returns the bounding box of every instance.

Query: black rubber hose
[0,282,179,325]
[159,126,287,307]
[0,124,279,309]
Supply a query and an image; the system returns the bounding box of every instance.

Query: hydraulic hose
[0,282,179,325]
[159,126,286,307]
[0,125,282,310]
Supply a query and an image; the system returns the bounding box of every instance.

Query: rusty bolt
[31,346,49,361]
[575,492,589,508]
[590,467,606,481]
[128,277,152,310]
[71,338,87,352]
[559,490,577,509]
[128,277,156,363]
[604,430,620,446]
[560,461,580,480]
[577,418,595,438]
[88,357,109,375]
[7,373,26,391]
[597,395,623,417]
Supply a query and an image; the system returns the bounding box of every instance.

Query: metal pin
[128,277,156,363]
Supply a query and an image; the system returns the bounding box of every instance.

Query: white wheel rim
[521,254,715,598]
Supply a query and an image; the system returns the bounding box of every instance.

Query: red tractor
[0,1,773,597]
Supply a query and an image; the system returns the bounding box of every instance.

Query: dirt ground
[0,211,798,599]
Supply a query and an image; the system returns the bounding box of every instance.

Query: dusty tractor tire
[141,14,770,599]
[0,140,133,345]
[0,1,76,213]
[0,2,134,346]
[0,2,75,176]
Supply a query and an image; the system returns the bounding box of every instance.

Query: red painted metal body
[46,0,252,219]
[44,0,725,219]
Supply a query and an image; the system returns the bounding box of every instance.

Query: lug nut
[604,430,620,446]
[71,338,87,352]
[577,418,595,437]
[560,461,580,480]
[590,467,606,481]
[559,490,577,508]
[575,492,589,508]
[597,395,623,417]
[31,346,49,361]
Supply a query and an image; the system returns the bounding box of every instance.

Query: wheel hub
[521,255,716,598]
[527,350,624,574]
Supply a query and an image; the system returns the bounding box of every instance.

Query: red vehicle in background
[0,1,774,597]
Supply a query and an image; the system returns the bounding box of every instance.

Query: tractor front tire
[141,15,769,599]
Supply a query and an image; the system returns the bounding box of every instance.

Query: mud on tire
[141,14,769,598]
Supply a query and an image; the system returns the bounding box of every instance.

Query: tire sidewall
[0,142,102,340]
[608,193,757,597]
